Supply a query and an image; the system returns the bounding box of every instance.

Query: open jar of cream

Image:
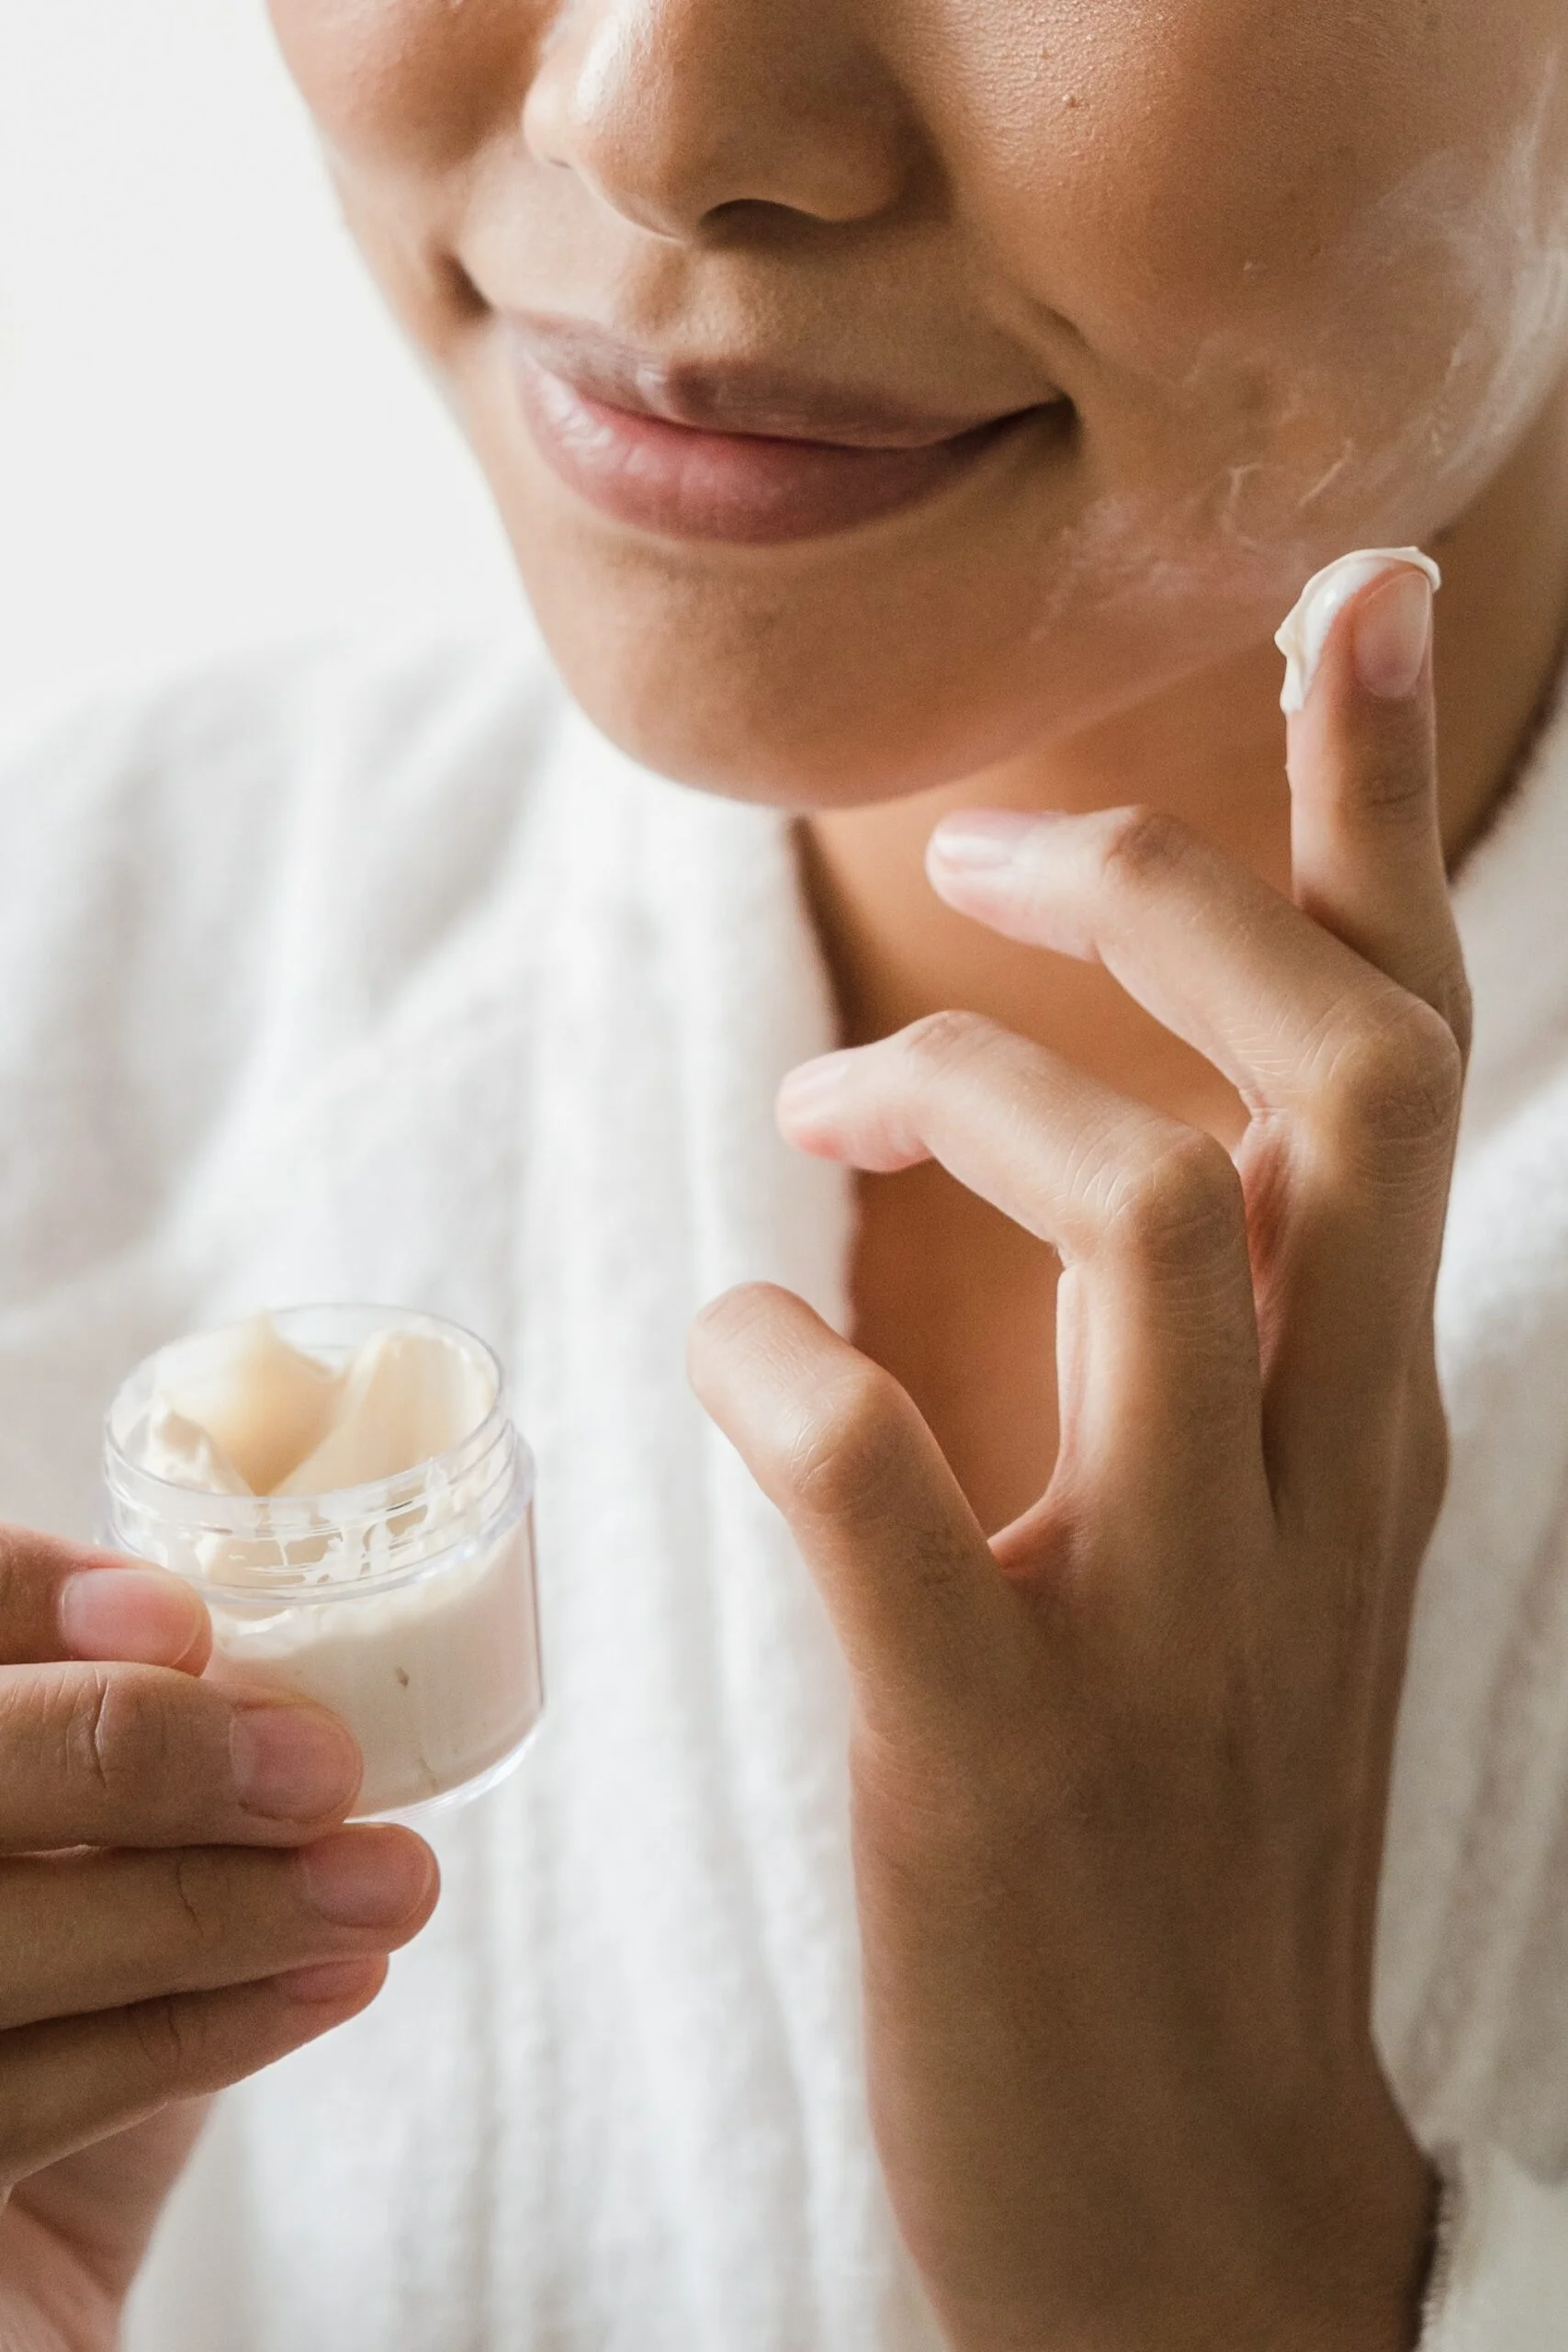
[103,1305,543,1821]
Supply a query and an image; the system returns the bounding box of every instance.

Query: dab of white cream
[145,1314,491,1498]
[1275,547,1442,715]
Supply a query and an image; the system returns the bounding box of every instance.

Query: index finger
[0,1525,211,1674]
[0,1661,363,1850]
[1280,548,1471,1052]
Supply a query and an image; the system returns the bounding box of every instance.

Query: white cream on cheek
[1203,75,1568,555]
[1017,82,1568,711]
[1364,80,1568,497]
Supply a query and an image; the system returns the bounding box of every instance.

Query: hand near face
[690,560,1461,2350]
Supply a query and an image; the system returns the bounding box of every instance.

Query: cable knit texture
[0,638,1562,2347]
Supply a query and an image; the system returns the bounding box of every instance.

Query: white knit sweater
[0,637,1563,2347]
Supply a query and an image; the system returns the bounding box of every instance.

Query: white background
[0,1,526,734]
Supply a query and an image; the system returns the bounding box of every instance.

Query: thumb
[686,1283,1006,1732]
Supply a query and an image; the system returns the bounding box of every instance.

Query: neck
[802,381,1568,1129]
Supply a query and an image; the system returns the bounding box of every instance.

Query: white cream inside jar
[104,1306,543,1820]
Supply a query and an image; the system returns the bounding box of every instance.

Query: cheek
[1188,117,1568,560]
[938,0,1568,530]
[925,2,1416,356]
[1313,112,1568,503]
[265,0,529,171]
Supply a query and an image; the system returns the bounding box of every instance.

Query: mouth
[505,315,1065,547]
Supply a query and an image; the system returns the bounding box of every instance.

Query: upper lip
[507,314,1047,450]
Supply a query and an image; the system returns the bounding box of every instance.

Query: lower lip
[514,357,1033,547]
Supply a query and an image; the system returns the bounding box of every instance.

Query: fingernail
[1275,548,1441,714]
[1353,565,1434,701]
[777,1049,857,1118]
[230,1704,363,1821]
[60,1567,207,1668]
[299,1830,436,1928]
[928,809,1063,872]
[275,1958,388,2006]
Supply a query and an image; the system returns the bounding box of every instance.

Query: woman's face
[269,0,1568,806]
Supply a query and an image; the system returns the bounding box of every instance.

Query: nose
[524,0,911,241]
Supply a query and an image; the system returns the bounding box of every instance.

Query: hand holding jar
[0,1532,435,2346]
[0,1306,540,2345]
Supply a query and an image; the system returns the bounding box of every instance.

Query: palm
[0,2103,208,2352]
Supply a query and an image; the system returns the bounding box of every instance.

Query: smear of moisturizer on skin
[1022,67,1568,713]
[1264,70,1568,538]
[1330,84,1568,512]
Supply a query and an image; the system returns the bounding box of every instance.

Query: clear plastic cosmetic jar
[103,1305,543,1822]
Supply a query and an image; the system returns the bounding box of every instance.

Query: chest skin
[848,1158,1063,1540]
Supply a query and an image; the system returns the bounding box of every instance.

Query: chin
[523,577,1025,810]
[511,547,1307,817]
[486,470,1039,810]
[492,484,1280,813]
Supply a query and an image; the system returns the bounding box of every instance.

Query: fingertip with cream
[1275,547,1441,716]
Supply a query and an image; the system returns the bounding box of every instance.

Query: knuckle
[1321,1000,1464,1152]
[784,1361,908,1523]
[1109,1127,1244,1269]
[164,1849,241,1956]
[1344,752,1432,826]
[127,1990,209,2084]
[897,1007,999,1079]
[1094,804,1192,894]
[60,1665,181,1806]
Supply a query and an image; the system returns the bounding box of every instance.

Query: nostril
[521,6,911,243]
